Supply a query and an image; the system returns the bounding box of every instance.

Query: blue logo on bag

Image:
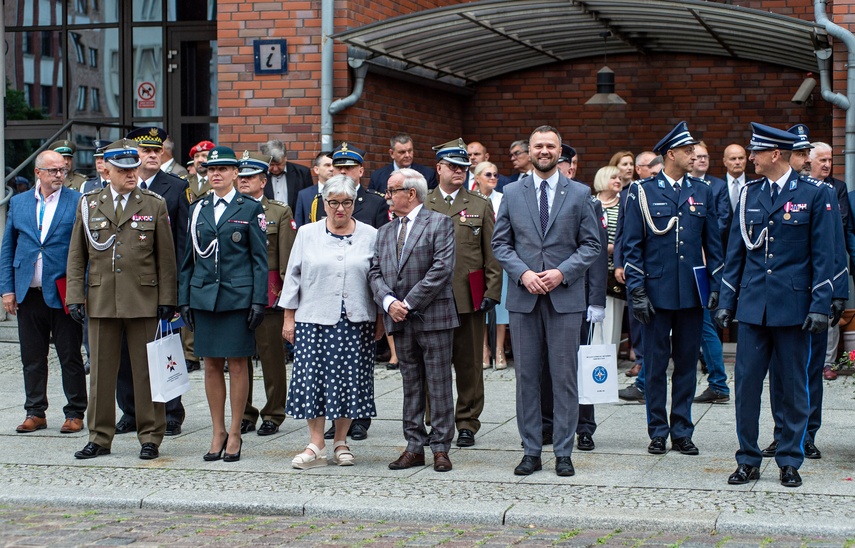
[592,366,608,384]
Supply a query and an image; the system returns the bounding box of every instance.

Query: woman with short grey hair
[279,174,383,469]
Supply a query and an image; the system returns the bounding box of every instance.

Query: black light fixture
[585,31,626,105]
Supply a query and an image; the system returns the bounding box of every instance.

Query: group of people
[0,120,846,487]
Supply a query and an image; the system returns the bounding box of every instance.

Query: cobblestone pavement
[0,505,848,547]
[0,337,854,540]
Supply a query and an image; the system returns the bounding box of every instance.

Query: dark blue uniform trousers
[642,307,703,441]
[735,322,809,469]
[769,328,825,446]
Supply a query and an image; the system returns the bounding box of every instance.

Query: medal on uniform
[783,202,792,220]
[91,231,99,241]
[459,209,467,223]
[232,232,242,242]
[688,196,696,212]
[131,221,138,228]
[139,233,147,242]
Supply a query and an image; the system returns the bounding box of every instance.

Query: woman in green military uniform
[178,146,268,462]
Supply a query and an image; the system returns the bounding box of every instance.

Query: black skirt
[193,308,255,357]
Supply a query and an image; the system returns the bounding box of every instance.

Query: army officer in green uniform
[66,139,177,460]
[236,151,296,436]
[178,146,268,462]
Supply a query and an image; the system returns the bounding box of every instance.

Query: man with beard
[492,126,601,476]
[185,140,216,203]
[622,122,723,457]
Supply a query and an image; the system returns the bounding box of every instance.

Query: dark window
[39,85,51,113]
[70,32,85,64]
[91,88,101,112]
[89,47,98,67]
[40,33,52,57]
[22,32,33,54]
[77,86,87,111]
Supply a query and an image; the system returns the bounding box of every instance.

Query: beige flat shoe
[292,442,327,469]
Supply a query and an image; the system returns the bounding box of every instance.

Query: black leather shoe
[75,442,110,459]
[672,437,699,455]
[240,419,256,434]
[761,440,777,458]
[349,423,368,440]
[804,441,822,459]
[577,433,595,451]
[324,425,336,440]
[115,417,136,435]
[186,360,201,372]
[257,420,279,436]
[555,456,575,477]
[727,464,760,485]
[164,421,182,436]
[456,429,475,447]
[647,437,667,455]
[542,431,553,445]
[514,455,543,476]
[780,465,802,487]
[139,442,159,460]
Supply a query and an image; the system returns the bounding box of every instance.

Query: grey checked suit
[492,173,602,458]
[368,206,458,453]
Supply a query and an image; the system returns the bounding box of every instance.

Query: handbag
[577,323,619,405]
[146,321,190,403]
[606,269,626,300]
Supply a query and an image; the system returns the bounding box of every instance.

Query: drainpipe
[320,0,334,151]
[329,47,370,114]
[815,0,855,191]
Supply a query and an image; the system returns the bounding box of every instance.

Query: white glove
[587,305,605,324]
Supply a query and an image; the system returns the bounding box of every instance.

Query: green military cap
[50,140,76,157]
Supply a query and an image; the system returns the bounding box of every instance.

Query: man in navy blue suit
[294,151,334,227]
[0,150,87,434]
[368,134,437,193]
[623,122,723,457]
[716,123,835,488]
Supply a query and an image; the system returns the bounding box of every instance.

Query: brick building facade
[177,0,852,181]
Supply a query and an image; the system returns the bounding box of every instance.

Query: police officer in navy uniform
[715,123,835,488]
[81,140,112,194]
[622,121,723,457]
[757,124,848,463]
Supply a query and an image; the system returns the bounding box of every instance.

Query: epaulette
[636,176,656,186]
[686,174,705,184]
[467,190,489,203]
[269,199,287,208]
[746,178,764,186]
[140,188,164,200]
[190,195,208,207]
[805,176,829,188]
[368,189,385,198]
[164,171,184,182]
[84,187,101,196]
[589,195,598,203]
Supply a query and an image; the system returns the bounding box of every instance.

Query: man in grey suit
[368,168,458,472]
[492,125,602,477]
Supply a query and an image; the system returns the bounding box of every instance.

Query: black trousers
[116,328,185,424]
[18,287,87,418]
[540,316,596,436]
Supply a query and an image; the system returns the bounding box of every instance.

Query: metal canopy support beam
[688,8,738,58]
[459,11,563,62]
[575,0,649,57]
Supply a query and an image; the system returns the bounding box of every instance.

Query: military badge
[257,213,267,231]
[139,234,147,242]
[290,219,297,231]
[89,200,97,209]
[232,232,242,242]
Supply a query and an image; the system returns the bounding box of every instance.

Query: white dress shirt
[535,171,559,213]
[30,183,63,288]
[213,188,236,224]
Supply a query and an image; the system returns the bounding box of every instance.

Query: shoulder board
[84,187,102,196]
[368,189,385,198]
[685,174,705,184]
[804,176,828,187]
[140,188,164,200]
[164,171,184,181]
[589,195,598,203]
[269,199,287,207]
[467,191,489,202]
[746,178,764,186]
[190,195,208,206]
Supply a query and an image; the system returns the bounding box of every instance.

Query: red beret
[189,140,216,158]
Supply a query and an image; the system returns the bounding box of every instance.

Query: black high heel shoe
[203,434,228,461]
[223,437,243,462]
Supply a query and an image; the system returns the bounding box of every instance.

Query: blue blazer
[0,187,81,309]
[720,173,834,325]
[623,173,723,310]
[368,162,437,193]
[703,174,732,246]
[293,185,322,228]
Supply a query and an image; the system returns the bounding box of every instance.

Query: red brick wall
[217,0,838,180]
[463,53,830,183]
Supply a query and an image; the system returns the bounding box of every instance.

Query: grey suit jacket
[368,206,459,334]
[491,173,601,314]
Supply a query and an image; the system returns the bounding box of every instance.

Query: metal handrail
[4,120,129,184]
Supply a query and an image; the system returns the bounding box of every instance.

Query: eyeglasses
[510,150,527,158]
[440,162,466,172]
[481,172,498,178]
[37,167,69,177]
[385,187,409,196]
[325,199,354,209]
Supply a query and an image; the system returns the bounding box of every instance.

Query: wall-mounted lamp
[586,31,626,105]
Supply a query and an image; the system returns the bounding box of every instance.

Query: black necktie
[539,180,549,235]
[673,182,680,194]
[771,184,779,202]
[216,198,228,207]
[139,181,147,190]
